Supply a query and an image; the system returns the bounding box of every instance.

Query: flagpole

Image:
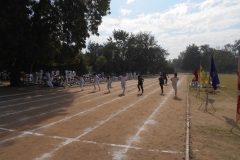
[204,57,212,112]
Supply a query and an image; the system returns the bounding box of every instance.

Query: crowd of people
[14,70,140,87]
[1,69,179,96]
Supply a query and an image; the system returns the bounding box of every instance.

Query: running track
[0,75,189,160]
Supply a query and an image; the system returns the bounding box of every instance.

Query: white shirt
[121,76,127,83]
[93,75,99,83]
[171,76,179,86]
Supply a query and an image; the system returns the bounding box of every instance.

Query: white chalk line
[115,77,185,159]
[0,127,183,155]
[0,79,155,119]
[34,86,161,160]
[186,78,190,160]
[0,81,158,145]
[0,80,156,127]
[0,81,133,103]
[218,90,235,100]
[0,79,143,108]
[0,88,63,98]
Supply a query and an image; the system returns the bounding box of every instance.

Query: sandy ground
[0,74,189,160]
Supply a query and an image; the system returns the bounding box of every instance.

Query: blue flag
[210,56,220,90]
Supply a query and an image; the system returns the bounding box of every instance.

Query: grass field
[188,74,240,160]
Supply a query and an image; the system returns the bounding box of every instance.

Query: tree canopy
[0,0,110,86]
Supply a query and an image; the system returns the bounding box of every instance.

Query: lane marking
[34,87,160,160]
[186,78,190,160]
[113,77,185,160]
[0,79,156,119]
[0,82,158,145]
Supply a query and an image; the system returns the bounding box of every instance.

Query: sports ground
[0,74,191,159]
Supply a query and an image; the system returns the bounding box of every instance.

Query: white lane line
[0,92,58,104]
[0,88,64,98]
[83,140,183,154]
[218,90,235,100]
[186,78,190,160]
[0,128,183,155]
[0,80,155,125]
[0,80,155,119]
[34,87,160,160]
[0,92,75,109]
[0,80,141,108]
[0,81,136,103]
[0,82,157,145]
[0,99,72,118]
[113,77,185,160]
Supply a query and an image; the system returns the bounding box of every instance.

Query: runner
[120,73,127,94]
[106,76,112,92]
[159,74,165,94]
[79,75,84,91]
[93,73,100,91]
[137,75,144,93]
[170,73,179,96]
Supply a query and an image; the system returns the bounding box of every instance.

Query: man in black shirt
[162,71,169,85]
[138,76,144,93]
[159,74,164,94]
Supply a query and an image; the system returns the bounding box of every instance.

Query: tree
[181,44,201,71]
[95,55,107,72]
[0,0,111,86]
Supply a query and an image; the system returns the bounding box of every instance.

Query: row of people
[75,73,179,97]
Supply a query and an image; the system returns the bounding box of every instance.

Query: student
[93,73,100,91]
[162,71,169,85]
[159,74,165,94]
[120,73,127,94]
[79,75,84,91]
[170,73,179,96]
[137,75,144,93]
[106,76,112,92]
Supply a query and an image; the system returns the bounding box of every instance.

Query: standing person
[158,74,165,94]
[170,73,179,96]
[120,73,127,94]
[93,73,100,90]
[137,75,144,93]
[162,71,169,85]
[79,75,84,91]
[106,76,112,92]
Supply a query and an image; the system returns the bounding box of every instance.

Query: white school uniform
[79,76,84,90]
[107,79,112,91]
[93,75,100,90]
[170,76,179,92]
[120,76,127,93]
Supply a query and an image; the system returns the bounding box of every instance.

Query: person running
[106,76,112,92]
[120,73,127,94]
[159,74,165,94]
[137,75,144,93]
[162,71,169,85]
[170,73,179,96]
[93,73,100,91]
[79,75,84,91]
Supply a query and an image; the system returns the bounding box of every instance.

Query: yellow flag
[200,64,209,85]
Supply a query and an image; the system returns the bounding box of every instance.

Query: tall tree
[0,0,111,86]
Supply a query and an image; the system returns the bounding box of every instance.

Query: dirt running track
[0,74,188,160]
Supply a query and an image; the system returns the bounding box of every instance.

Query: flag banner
[210,56,220,90]
[237,57,240,123]
[194,67,199,81]
[200,64,208,85]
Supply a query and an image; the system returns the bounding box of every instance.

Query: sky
[84,0,240,60]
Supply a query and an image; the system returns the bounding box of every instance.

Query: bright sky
[85,0,240,60]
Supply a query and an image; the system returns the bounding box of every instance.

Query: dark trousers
[138,83,143,93]
[164,77,167,85]
[160,83,164,93]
